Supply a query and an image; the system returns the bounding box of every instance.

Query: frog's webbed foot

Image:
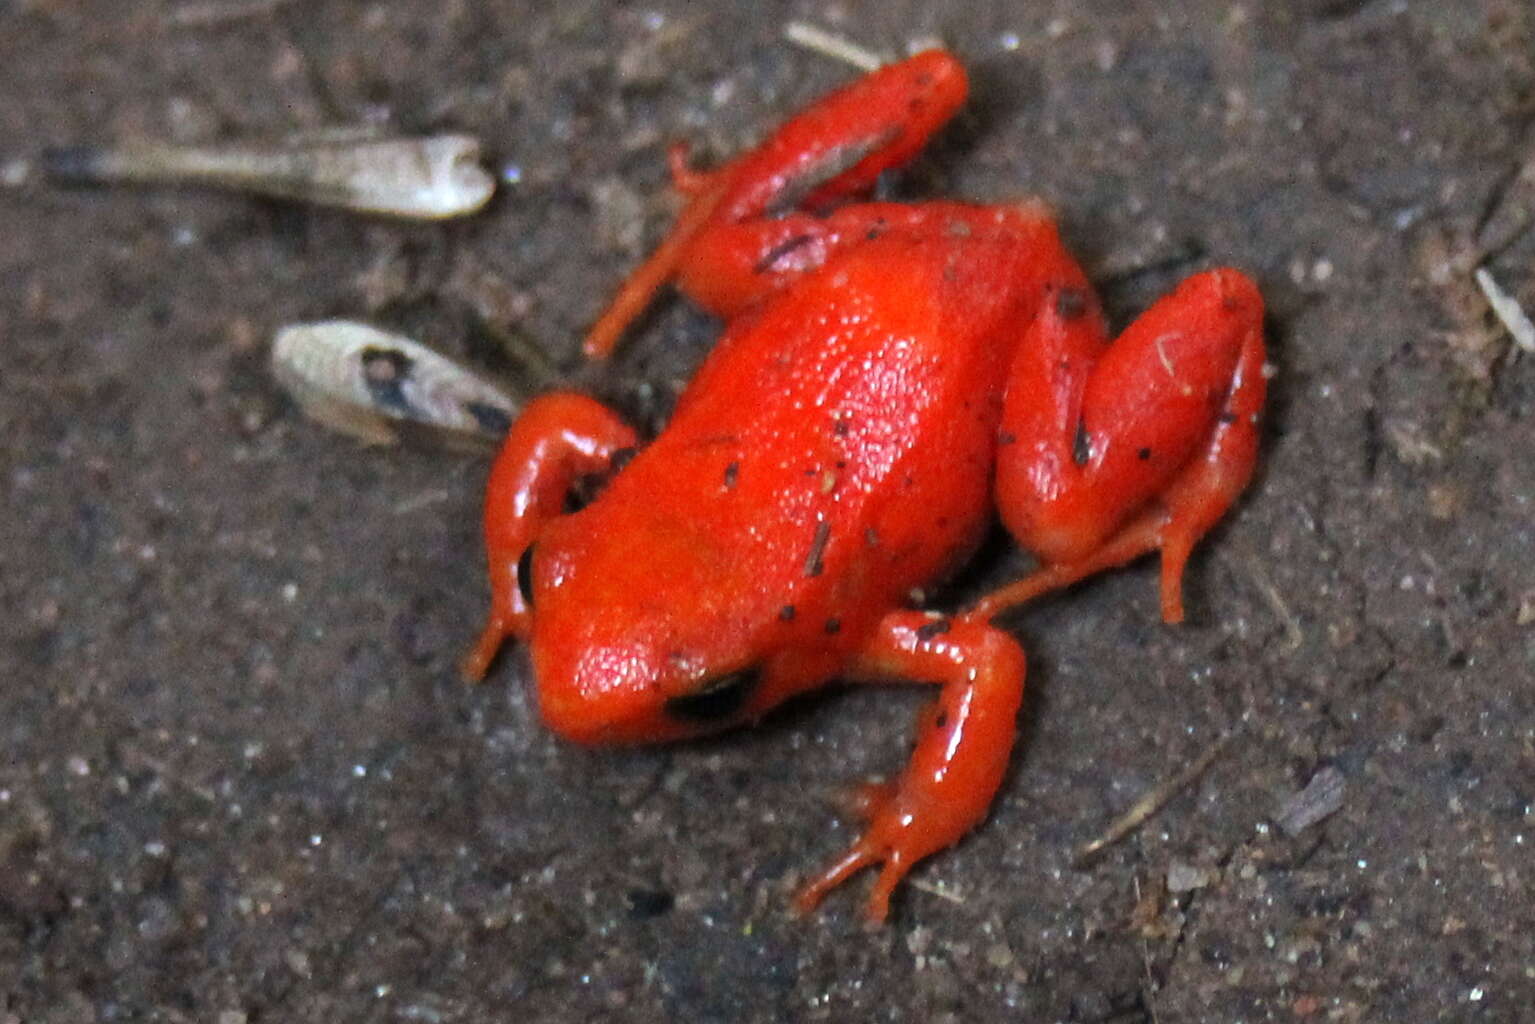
[795,611,1025,924]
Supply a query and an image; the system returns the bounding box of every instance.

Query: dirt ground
[3,1,1534,1021]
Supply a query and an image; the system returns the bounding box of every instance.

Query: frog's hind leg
[795,611,1025,924]
[581,179,733,360]
[582,50,968,358]
[976,268,1266,624]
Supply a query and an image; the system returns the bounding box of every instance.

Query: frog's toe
[794,840,879,918]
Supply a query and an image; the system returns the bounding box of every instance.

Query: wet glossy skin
[463,50,1267,923]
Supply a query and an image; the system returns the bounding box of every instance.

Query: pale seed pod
[271,321,519,445]
[42,134,495,219]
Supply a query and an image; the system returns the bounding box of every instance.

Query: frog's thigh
[987,268,1265,622]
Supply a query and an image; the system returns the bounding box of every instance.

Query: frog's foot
[983,268,1266,624]
[794,612,1025,924]
[970,470,1239,625]
[461,612,517,683]
[965,501,1194,624]
[794,833,906,925]
[666,141,716,196]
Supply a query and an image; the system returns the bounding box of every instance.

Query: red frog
[462,49,1266,923]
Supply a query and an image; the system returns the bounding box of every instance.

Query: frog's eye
[664,667,760,722]
[516,545,537,608]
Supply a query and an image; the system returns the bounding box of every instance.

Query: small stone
[285,948,312,977]
[1167,860,1214,893]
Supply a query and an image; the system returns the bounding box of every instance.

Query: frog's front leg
[795,611,1026,924]
[977,268,1266,623]
[461,392,638,681]
[583,49,968,358]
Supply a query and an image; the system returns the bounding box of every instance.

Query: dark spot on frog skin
[1138,447,1152,461]
[723,461,739,489]
[779,604,796,622]
[824,618,841,635]
[754,233,817,274]
[997,430,1017,445]
[804,521,831,577]
[664,667,760,722]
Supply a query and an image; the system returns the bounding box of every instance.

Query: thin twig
[119,745,217,803]
[783,22,887,71]
[1073,732,1236,866]
[1239,554,1303,652]
[907,878,966,904]
[1134,875,1163,1024]
[1474,266,1535,354]
[167,0,296,27]
[392,489,453,516]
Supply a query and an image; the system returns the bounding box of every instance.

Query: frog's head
[516,512,783,745]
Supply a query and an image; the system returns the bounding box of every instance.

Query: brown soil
[3,2,1533,1021]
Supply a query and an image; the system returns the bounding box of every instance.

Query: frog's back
[568,233,1050,637]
